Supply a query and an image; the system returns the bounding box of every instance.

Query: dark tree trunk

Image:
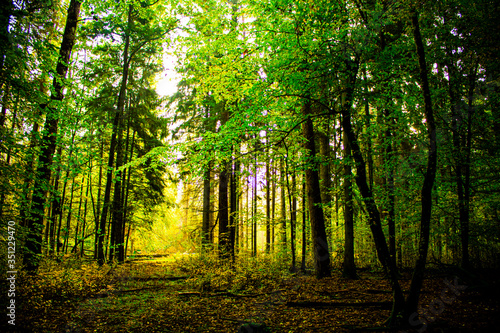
[24,0,81,271]
[271,158,276,251]
[384,108,397,268]
[229,146,239,260]
[461,69,476,269]
[289,170,297,270]
[0,0,12,72]
[339,58,405,323]
[97,5,132,265]
[63,178,76,254]
[93,136,104,259]
[301,175,307,272]
[301,102,330,278]
[218,163,230,259]
[265,142,271,253]
[342,126,357,279]
[280,158,286,246]
[363,67,374,192]
[446,49,475,271]
[318,128,332,230]
[404,11,438,320]
[109,117,124,262]
[252,148,257,256]
[202,163,211,247]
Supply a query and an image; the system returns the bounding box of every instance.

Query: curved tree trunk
[339,58,405,323]
[404,11,438,320]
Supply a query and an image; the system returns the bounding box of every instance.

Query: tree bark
[229,146,239,261]
[97,5,132,265]
[318,128,332,231]
[265,142,271,253]
[218,163,230,259]
[339,57,405,322]
[202,163,211,247]
[404,11,438,320]
[301,101,331,278]
[280,157,286,247]
[342,126,357,279]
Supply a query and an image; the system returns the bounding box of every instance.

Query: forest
[0,0,499,332]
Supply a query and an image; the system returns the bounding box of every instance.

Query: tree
[342,122,357,279]
[302,101,331,278]
[25,0,81,271]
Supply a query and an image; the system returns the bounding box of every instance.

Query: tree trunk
[290,170,297,270]
[63,178,76,254]
[384,108,397,268]
[404,11,438,321]
[109,115,124,262]
[97,5,132,265]
[280,157,286,247]
[265,142,271,253]
[93,135,104,259]
[218,163,230,259]
[318,128,332,232]
[230,146,239,260]
[271,158,276,252]
[24,0,81,271]
[301,175,307,271]
[301,101,331,278]
[202,163,211,247]
[342,126,357,279]
[339,57,405,323]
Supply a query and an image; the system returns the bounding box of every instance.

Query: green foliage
[173,252,291,292]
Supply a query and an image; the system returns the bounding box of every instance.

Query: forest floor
[5,255,500,332]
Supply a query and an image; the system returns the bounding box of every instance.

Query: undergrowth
[172,253,293,293]
[17,257,114,313]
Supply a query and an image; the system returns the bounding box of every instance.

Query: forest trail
[11,261,500,332]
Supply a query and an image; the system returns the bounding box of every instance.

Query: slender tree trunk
[24,0,81,271]
[97,5,132,265]
[73,180,84,254]
[80,172,90,256]
[280,157,286,247]
[218,163,230,259]
[404,11,438,320]
[109,118,124,262]
[271,158,276,252]
[252,148,258,256]
[363,67,374,192]
[265,142,271,253]
[202,163,211,247]
[461,68,476,269]
[229,146,239,261]
[301,174,307,271]
[318,128,332,232]
[342,126,357,279]
[245,173,249,251]
[63,179,76,254]
[290,170,297,270]
[48,160,62,255]
[384,108,397,268]
[93,136,104,258]
[301,102,330,278]
[210,169,216,244]
[340,57,405,322]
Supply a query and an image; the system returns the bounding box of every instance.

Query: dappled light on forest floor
[9,258,500,332]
